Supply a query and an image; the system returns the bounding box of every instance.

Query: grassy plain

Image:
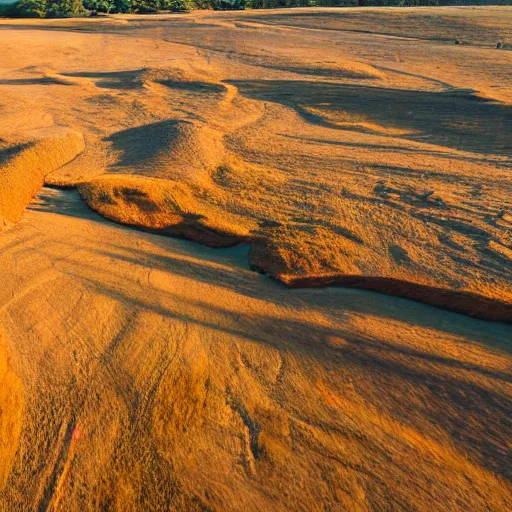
[0,7,511,511]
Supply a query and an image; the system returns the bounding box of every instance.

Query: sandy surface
[0,7,511,511]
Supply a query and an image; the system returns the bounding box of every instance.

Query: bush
[83,0,116,13]
[46,0,87,16]
[0,0,46,17]
[0,0,87,17]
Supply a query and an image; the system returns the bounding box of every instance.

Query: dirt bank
[0,128,84,229]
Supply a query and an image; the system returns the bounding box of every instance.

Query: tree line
[1,0,511,18]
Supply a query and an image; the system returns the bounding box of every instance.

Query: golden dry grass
[78,174,255,246]
[1,187,511,511]
[0,128,84,229]
[0,7,511,511]
[5,7,505,315]
[0,331,24,491]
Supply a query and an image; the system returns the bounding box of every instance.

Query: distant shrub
[46,0,87,16]
[0,0,46,17]
[83,0,116,13]
[0,0,87,17]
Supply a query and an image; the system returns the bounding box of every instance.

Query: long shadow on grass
[0,77,72,86]
[228,80,512,158]
[30,187,512,336]
[27,187,512,477]
[52,256,512,480]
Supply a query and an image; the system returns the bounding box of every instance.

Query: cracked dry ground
[0,7,511,512]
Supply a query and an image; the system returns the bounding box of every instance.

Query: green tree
[45,0,86,16]
[83,0,115,12]
[0,0,46,17]
[161,0,187,10]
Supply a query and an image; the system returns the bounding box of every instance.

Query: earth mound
[0,128,84,230]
